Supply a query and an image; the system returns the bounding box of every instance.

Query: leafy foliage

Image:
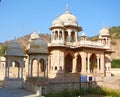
[44,87,120,97]
[111,59,120,68]
[0,45,7,56]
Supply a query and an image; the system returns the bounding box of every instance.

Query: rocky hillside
[109,26,120,59]
[0,26,120,59]
[16,33,51,48]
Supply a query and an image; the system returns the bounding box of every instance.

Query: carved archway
[90,53,97,73]
[39,59,45,72]
[9,61,20,78]
[65,31,68,42]
[65,53,73,73]
[77,54,82,72]
[71,31,75,42]
[32,58,38,77]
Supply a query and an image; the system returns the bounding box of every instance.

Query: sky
[0,0,120,42]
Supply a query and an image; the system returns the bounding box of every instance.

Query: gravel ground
[0,87,39,97]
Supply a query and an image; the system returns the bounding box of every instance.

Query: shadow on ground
[0,87,39,97]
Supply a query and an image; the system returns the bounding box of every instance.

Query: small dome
[99,27,110,36]
[59,11,78,26]
[29,37,48,53]
[52,18,64,27]
[30,32,39,40]
[6,41,24,56]
[32,38,47,46]
[98,34,102,39]
[81,32,86,37]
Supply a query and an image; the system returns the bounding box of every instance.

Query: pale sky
[0,0,120,42]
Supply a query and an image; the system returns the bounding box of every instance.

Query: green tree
[0,45,7,56]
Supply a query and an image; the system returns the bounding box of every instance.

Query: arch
[90,53,97,73]
[52,31,55,40]
[39,58,45,72]
[65,53,73,73]
[14,61,20,67]
[31,58,38,77]
[65,31,68,42]
[59,31,62,40]
[9,61,21,78]
[77,54,82,72]
[55,30,58,40]
[71,31,75,42]
[105,56,111,71]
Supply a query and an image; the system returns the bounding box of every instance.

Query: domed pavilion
[4,40,25,88]
[26,32,48,78]
[48,6,113,79]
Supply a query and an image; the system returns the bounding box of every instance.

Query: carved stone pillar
[97,55,100,73]
[100,54,105,73]
[72,54,77,73]
[58,29,60,40]
[62,31,65,42]
[18,67,20,78]
[8,66,9,78]
[81,52,86,74]
[48,55,51,73]
[68,30,71,42]
[5,59,8,78]
[21,67,23,78]
[87,53,90,73]
[75,31,78,43]
[31,61,33,77]
[28,59,31,77]
[37,61,39,77]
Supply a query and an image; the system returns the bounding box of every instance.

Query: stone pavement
[0,87,39,97]
[97,75,120,90]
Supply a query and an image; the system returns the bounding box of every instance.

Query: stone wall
[0,81,4,87]
[23,82,48,95]
[24,74,94,95]
[4,78,23,88]
[24,80,93,95]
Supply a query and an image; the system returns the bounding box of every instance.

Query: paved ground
[0,87,39,97]
[97,75,120,90]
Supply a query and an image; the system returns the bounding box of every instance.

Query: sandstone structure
[0,6,113,94]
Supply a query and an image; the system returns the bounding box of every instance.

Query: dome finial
[66,4,69,13]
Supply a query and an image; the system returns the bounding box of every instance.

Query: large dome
[59,11,78,26]
[52,7,78,27]
[5,41,24,56]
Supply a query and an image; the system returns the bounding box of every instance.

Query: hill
[0,26,120,59]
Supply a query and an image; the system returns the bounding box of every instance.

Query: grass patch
[111,59,120,68]
[103,88,120,97]
[44,87,120,97]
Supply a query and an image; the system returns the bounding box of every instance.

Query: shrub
[111,59,120,68]
[111,41,117,46]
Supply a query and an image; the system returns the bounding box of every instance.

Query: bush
[111,41,117,46]
[45,87,120,97]
[111,59,120,68]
